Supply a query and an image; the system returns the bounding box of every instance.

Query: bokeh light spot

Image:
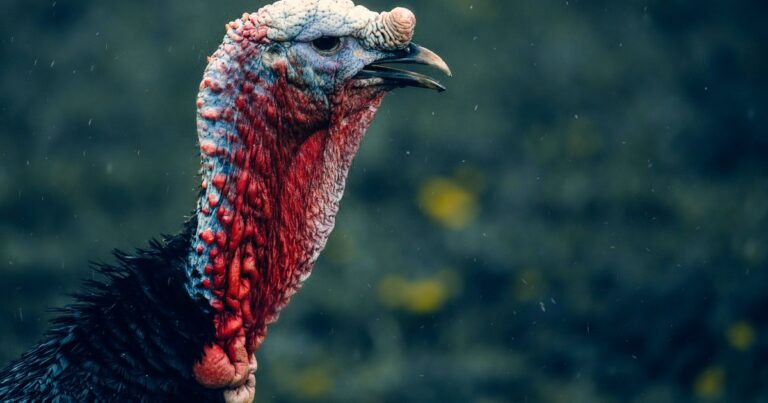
[693,366,725,399]
[418,178,477,229]
[295,366,332,398]
[377,271,459,314]
[727,321,755,351]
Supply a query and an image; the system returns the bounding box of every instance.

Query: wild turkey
[0,0,449,402]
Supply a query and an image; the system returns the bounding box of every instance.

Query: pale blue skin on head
[287,38,388,92]
[185,15,397,302]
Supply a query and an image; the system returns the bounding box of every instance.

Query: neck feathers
[0,225,220,401]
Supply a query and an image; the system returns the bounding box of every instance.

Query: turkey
[0,0,450,402]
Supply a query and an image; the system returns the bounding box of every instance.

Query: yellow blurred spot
[403,279,448,313]
[295,366,332,398]
[693,366,725,399]
[418,178,477,229]
[377,271,460,314]
[727,321,755,351]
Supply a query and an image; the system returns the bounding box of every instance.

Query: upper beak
[354,43,452,92]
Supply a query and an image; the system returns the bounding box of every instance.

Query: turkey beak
[355,43,452,92]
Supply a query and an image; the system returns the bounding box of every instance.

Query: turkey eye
[311,36,342,54]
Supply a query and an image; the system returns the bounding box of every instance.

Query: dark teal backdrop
[1,1,767,401]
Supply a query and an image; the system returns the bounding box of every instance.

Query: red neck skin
[188,38,386,395]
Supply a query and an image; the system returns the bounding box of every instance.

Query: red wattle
[191,12,388,393]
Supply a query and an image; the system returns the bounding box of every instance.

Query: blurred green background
[1,0,767,402]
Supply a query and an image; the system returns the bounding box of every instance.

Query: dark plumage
[0,219,221,402]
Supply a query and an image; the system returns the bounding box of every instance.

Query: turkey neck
[186,35,385,389]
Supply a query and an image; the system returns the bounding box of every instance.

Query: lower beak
[354,44,452,92]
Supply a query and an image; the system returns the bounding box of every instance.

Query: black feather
[0,218,224,402]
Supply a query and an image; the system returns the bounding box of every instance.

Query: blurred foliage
[725,321,755,352]
[1,0,768,402]
[378,270,460,314]
[693,367,725,400]
[419,177,478,229]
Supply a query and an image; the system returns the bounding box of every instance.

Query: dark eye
[311,36,342,54]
